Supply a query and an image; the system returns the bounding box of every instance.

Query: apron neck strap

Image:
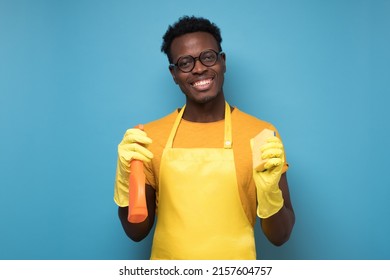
[223,102,233,148]
[166,101,233,149]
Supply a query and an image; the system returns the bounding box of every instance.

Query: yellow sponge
[251,128,275,172]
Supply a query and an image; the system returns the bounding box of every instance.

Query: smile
[191,78,214,90]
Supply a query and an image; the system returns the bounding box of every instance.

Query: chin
[190,95,215,104]
[187,90,220,104]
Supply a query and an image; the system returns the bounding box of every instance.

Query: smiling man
[114,16,295,260]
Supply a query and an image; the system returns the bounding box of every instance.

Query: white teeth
[193,79,212,87]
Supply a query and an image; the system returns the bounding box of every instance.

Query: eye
[201,51,217,62]
[178,56,193,69]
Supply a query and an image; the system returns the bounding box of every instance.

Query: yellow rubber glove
[114,128,153,207]
[251,135,285,218]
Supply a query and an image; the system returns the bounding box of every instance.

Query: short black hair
[161,15,222,63]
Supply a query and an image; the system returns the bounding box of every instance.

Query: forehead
[170,32,219,60]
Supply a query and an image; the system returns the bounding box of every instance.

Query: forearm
[259,173,295,246]
[118,207,154,242]
[261,204,295,246]
[118,184,156,242]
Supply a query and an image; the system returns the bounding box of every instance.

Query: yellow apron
[150,102,256,260]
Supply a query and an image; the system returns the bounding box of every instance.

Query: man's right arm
[118,184,156,242]
[115,128,155,241]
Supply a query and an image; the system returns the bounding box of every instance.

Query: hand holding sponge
[250,129,285,218]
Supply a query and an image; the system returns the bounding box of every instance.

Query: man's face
[169,32,226,104]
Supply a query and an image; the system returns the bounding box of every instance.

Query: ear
[169,65,178,84]
[220,52,226,73]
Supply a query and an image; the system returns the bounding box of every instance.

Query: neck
[182,96,227,123]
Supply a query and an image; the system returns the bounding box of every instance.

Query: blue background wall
[1,0,389,259]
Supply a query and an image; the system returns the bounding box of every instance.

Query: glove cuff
[113,161,130,207]
[256,187,284,219]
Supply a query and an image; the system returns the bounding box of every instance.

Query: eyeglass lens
[177,50,219,72]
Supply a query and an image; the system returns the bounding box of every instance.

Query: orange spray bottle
[127,124,148,223]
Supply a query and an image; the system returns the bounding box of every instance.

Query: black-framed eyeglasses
[170,49,224,73]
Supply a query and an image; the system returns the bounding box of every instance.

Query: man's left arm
[250,134,295,246]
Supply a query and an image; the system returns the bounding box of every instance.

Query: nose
[191,57,207,74]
